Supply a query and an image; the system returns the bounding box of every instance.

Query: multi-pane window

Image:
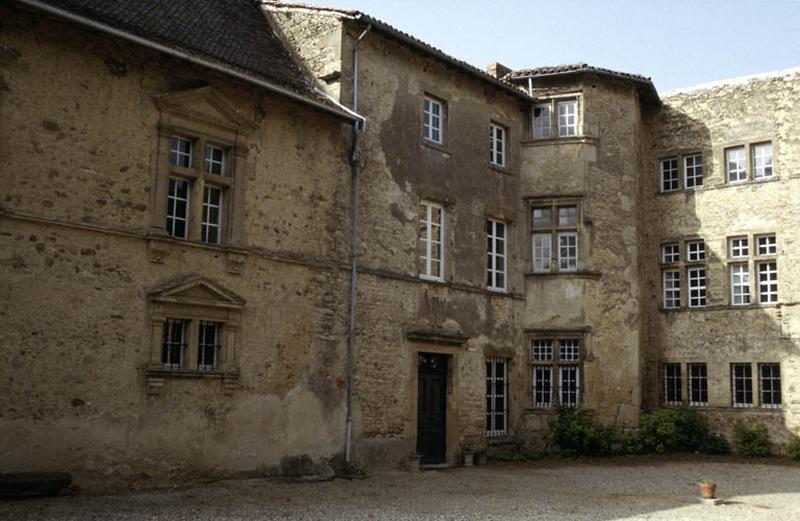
[419,201,444,281]
[662,243,680,264]
[688,267,706,308]
[532,103,551,139]
[729,237,749,258]
[731,363,753,407]
[663,363,682,406]
[557,100,577,137]
[486,358,508,437]
[486,219,507,292]
[759,363,781,409]
[489,124,506,167]
[531,203,579,273]
[758,261,778,303]
[203,144,225,175]
[661,158,679,192]
[730,264,750,306]
[687,240,706,262]
[423,96,444,144]
[663,270,680,309]
[726,146,747,183]
[201,186,222,245]
[752,142,773,180]
[688,363,708,406]
[684,154,703,189]
[198,321,221,372]
[166,178,189,239]
[170,136,192,168]
[531,338,581,408]
[162,319,188,370]
[757,234,776,256]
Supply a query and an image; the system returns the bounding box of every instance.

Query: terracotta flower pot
[699,482,717,499]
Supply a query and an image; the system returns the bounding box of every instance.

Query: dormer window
[531,96,580,140]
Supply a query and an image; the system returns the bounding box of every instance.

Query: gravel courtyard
[3,457,800,520]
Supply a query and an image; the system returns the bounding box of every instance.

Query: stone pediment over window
[149,275,246,310]
[155,86,258,134]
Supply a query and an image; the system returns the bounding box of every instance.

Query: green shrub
[783,434,800,460]
[549,407,618,456]
[639,406,711,454]
[699,432,730,455]
[733,422,770,457]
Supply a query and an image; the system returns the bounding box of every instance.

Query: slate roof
[16,0,354,117]
[505,63,660,105]
[263,2,534,102]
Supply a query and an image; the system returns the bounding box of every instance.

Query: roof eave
[509,70,661,106]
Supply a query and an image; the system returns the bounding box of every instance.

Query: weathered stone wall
[0,6,352,487]
[642,71,800,445]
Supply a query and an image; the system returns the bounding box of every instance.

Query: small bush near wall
[733,422,771,457]
[785,435,800,460]
[549,407,618,457]
[639,407,710,453]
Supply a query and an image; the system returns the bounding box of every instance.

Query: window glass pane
[557,100,577,137]
[557,206,577,227]
[533,103,551,139]
[661,158,679,192]
[532,233,552,272]
[684,154,703,188]
[726,146,747,182]
[752,142,773,179]
[532,207,552,229]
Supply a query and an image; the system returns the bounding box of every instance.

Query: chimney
[485,62,511,79]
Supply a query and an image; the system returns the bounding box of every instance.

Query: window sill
[660,404,782,413]
[144,368,240,396]
[421,139,450,155]
[525,270,601,280]
[521,136,597,148]
[486,434,515,445]
[656,176,780,196]
[488,163,513,176]
[659,303,781,313]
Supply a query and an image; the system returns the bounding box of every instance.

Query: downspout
[345,23,372,464]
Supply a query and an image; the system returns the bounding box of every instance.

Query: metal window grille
[486,358,508,437]
[532,365,552,408]
[559,340,580,362]
[423,97,443,143]
[663,270,680,309]
[490,124,506,167]
[532,339,581,408]
[418,202,444,281]
[166,178,189,238]
[559,366,580,407]
[198,321,221,372]
[757,235,776,256]
[661,159,679,192]
[726,146,747,183]
[532,103,552,139]
[730,263,751,305]
[752,142,773,179]
[687,241,706,262]
[688,267,706,308]
[557,100,577,137]
[532,340,553,362]
[729,237,749,258]
[663,363,682,405]
[162,319,187,370]
[684,154,703,189]
[662,243,680,263]
[758,261,778,303]
[688,363,708,406]
[759,363,781,408]
[487,219,507,291]
[731,363,753,407]
[169,136,192,168]
[201,186,223,244]
[203,144,225,175]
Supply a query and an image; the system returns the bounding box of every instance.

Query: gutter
[15,0,361,122]
[344,23,372,465]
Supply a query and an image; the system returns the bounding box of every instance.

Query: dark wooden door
[417,353,448,464]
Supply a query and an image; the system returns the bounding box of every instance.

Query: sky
[294,0,800,93]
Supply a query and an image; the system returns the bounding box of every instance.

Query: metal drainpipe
[345,23,372,465]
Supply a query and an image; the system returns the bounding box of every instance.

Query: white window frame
[684,154,703,189]
[532,233,552,273]
[726,146,747,183]
[486,358,508,437]
[686,240,706,262]
[166,177,190,239]
[731,363,753,408]
[688,267,706,308]
[558,232,578,272]
[730,263,751,306]
[663,363,683,406]
[663,270,680,309]
[203,144,225,176]
[489,123,507,167]
[759,363,781,409]
[170,136,193,168]
[662,243,680,264]
[487,219,507,292]
[660,158,679,192]
[688,363,708,407]
[729,237,749,258]
[423,96,444,144]
[557,99,578,137]
[419,201,445,282]
[756,234,777,256]
[201,185,223,245]
[532,103,552,139]
[757,261,778,303]
[559,366,580,407]
[752,142,773,180]
[531,338,581,408]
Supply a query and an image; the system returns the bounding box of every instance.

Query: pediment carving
[155,86,258,134]
[149,275,245,309]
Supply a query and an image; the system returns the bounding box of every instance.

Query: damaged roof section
[505,63,661,105]
[15,0,359,120]
[262,1,535,102]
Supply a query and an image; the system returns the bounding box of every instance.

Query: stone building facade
[1,0,798,487]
